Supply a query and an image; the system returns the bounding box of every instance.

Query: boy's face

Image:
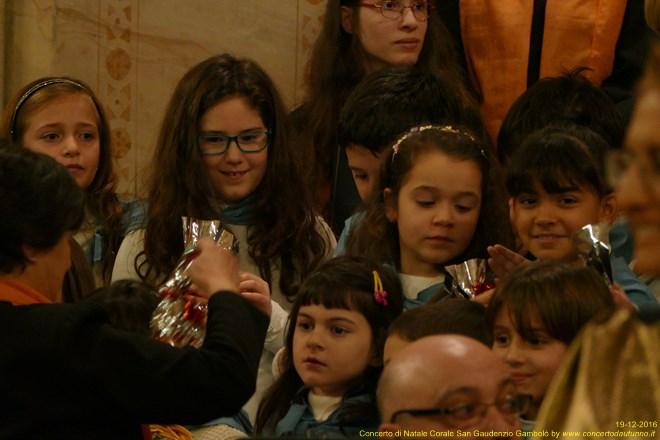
[346,144,382,201]
[492,306,569,419]
[510,180,615,263]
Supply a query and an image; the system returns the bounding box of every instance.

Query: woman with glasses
[293,0,477,234]
[111,53,336,420]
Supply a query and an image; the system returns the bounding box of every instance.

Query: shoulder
[117,197,148,235]
[315,215,337,250]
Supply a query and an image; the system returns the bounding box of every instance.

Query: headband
[391,125,482,160]
[9,78,90,138]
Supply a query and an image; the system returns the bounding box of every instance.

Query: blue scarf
[221,192,257,226]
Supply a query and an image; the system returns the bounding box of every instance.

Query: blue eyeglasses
[198,130,271,156]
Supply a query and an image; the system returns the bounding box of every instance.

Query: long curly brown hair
[139,53,329,301]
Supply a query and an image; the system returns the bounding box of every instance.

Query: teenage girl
[486,260,615,432]
[110,53,335,420]
[347,125,514,308]
[254,255,403,438]
[0,77,145,291]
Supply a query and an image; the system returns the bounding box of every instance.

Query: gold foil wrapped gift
[150,217,238,348]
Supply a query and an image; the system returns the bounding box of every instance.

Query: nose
[432,202,455,226]
[399,6,419,29]
[224,139,244,163]
[534,201,556,226]
[502,340,525,367]
[62,135,81,157]
[306,328,324,349]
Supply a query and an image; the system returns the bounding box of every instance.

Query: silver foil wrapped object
[573,223,613,287]
[445,258,488,299]
[151,217,239,348]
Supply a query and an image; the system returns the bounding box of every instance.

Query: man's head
[378,335,524,439]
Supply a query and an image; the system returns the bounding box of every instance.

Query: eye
[201,134,228,144]
[238,133,258,142]
[381,0,400,11]
[331,326,348,335]
[352,171,368,182]
[42,132,60,141]
[494,334,510,346]
[525,337,545,346]
[80,131,96,141]
[297,321,313,331]
[447,403,477,419]
[516,195,537,206]
[455,204,475,213]
[416,200,435,207]
[557,196,578,206]
[412,0,427,11]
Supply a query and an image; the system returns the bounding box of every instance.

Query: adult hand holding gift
[151,218,239,348]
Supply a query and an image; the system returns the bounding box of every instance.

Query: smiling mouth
[222,171,247,178]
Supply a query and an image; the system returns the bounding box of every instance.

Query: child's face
[22,94,101,190]
[492,305,569,419]
[386,150,482,276]
[346,144,382,201]
[293,303,379,397]
[199,96,268,203]
[511,180,615,263]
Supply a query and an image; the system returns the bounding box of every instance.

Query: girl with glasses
[293,0,476,234]
[111,53,336,420]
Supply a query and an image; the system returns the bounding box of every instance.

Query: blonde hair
[645,0,660,34]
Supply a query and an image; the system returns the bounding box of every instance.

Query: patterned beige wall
[1,0,326,196]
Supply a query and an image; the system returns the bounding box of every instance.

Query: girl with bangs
[254,256,403,438]
[489,124,657,310]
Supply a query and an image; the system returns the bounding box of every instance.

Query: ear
[384,188,397,222]
[599,193,618,225]
[340,6,354,34]
[21,244,39,264]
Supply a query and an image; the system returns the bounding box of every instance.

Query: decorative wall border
[295,0,325,106]
[99,0,138,196]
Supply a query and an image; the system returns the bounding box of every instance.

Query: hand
[610,282,638,311]
[239,271,273,317]
[471,288,495,306]
[487,244,530,283]
[188,238,240,298]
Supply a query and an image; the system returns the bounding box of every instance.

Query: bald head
[377,335,519,438]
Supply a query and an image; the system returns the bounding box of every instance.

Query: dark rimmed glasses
[198,130,271,156]
[355,1,434,21]
[390,394,531,429]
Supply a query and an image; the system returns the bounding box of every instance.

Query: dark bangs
[506,131,605,198]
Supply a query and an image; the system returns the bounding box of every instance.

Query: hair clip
[373,270,389,306]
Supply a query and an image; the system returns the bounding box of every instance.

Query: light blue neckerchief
[221,192,257,226]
